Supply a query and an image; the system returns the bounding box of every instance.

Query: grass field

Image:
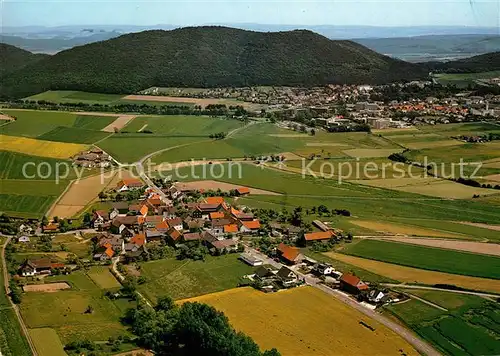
[20,271,134,343]
[324,252,500,293]
[385,290,500,355]
[434,70,500,87]
[123,115,243,135]
[183,286,418,356]
[137,254,254,303]
[0,237,32,356]
[0,151,79,180]
[348,220,466,238]
[342,239,500,279]
[0,134,87,159]
[38,126,111,144]
[26,90,125,104]
[29,328,66,356]
[87,266,121,289]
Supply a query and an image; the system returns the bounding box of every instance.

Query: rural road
[1,237,38,356]
[245,246,440,356]
[111,257,152,307]
[382,283,500,299]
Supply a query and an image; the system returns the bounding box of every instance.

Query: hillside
[354,34,500,62]
[0,43,49,77]
[0,26,427,98]
[429,52,500,73]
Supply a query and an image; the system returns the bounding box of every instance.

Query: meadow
[20,271,135,343]
[341,239,500,279]
[183,286,419,356]
[87,266,121,289]
[137,254,254,303]
[28,328,66,356]
[434,70,500,87]
[0,237,32,356]
[38,126,111,144]
[385,290,500,356]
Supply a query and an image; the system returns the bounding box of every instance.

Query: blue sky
[2,0,499,28]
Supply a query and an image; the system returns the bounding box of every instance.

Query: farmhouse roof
[205,197,225,205]
[168,228,182,242]
[224,224,239,233]
[276,266,297,280]
[183,232,201,241]
[130,234,146,246]
[210,212,225,220]
[166,217,182,226]
[340,273,368,290]
[211,239,238,250]
[304,231,334,241]
[277,243,301,263]
[236,187,250,195]
[198,203,221,212]
[242,220,261,230]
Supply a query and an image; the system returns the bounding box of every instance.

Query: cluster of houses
[19,258,65,277]
[72,147,112,168]
[90,179,263,262]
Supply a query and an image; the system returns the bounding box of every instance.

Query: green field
[386,290,500,355]
[0,110,118,139]
[20,271,134,343]
[434,70,500,87]
[123,115,242,135]
[87,266,121,289]
[0,238,32,356]
[0,151,76,180]
[342,239,500,279]
[26,90,125,104]
[29,328,66,356]
[37,126,111,144]
[137,254,254,302]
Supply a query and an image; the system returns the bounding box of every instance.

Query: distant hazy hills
[0,43,48,77]
[0,26,428,98]
[355,34,500,62]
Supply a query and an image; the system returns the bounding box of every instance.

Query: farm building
[312,220,331,232]
[276,243,302,265]
[116,178,144,192]
[19,258,54,276]
[239,253,263,266]
[303,230,335,244]
[339,273,369,295]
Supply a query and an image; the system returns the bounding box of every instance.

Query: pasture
[434,70,500,87]
[0,151,79,180]
[137,254,254,302]
[28,328,66,356]
[87,266,121,289]
[323,252,500,293]
[20,271,134,343]
[0,134,87,159]
[379,237,500,256]
[183,287,418,356]
[385,290,500,356]
[341,239,500,279]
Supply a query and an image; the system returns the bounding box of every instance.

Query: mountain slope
[0,43,49,77]
[0,27,427,98]
[429,52,500,73]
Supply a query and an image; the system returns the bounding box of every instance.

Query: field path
[375,237,500,256]
[406,293,448,311]
[1,237,38,356]
[383,284,500,298]
[244,245,439,356]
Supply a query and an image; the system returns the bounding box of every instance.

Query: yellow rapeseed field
[182,286,418,356]
[0,134,87,159]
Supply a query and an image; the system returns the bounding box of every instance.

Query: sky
[2,0,499,28]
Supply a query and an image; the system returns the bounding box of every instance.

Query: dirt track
[378,237,500,256]
[175,180,280,195]
[23,283,70,292]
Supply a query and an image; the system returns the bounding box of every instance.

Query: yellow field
[0,134,87,159]
[351,177,498,199]
[404,140,465,149]
[372,127,419,134]
[349,220,465,238]
[182,287,418,356]
[342,148,403,158]
[28,328,66,356]
[324,252,500,293]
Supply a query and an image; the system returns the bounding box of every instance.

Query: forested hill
[0,26,428,98]
[0,43,49,77]
[428,52,500,73]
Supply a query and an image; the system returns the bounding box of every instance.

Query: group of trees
[209,132,227,139]
[124,296,280,356]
